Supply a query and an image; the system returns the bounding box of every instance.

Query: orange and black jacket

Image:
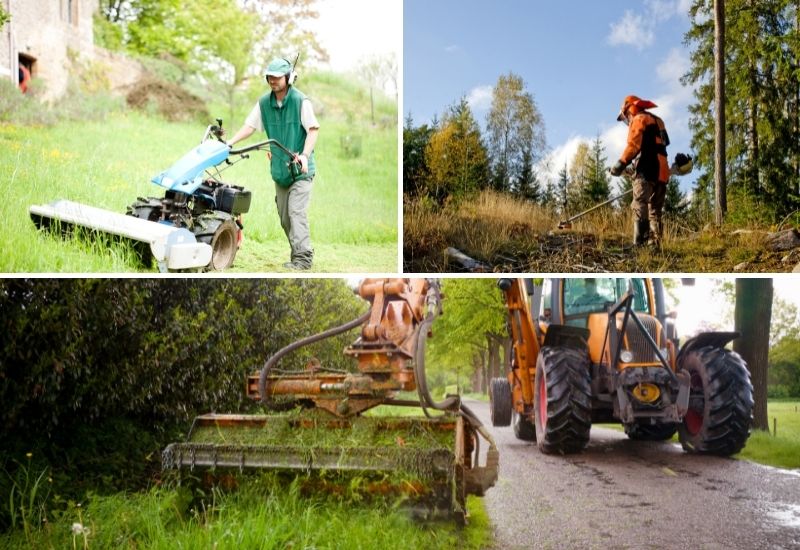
[621,111,670,184]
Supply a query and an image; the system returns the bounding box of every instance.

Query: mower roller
[162,279,499,522]
[29,119,303,272]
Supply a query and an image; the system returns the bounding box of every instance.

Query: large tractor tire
[624,422,677,441]
[489,377,512,427]
[533,346,592,454]
[198,218,239,271]
[512,410,536,441]
[677,346,753,456]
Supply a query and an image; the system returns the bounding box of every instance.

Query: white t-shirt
[244,95,320,133]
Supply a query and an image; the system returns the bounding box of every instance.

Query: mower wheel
[512,410,536,441]
[206,218,238,270]
[624,421,677,441]
[489,377,512,427]
[534,346,592,454]
[677,346,753,456]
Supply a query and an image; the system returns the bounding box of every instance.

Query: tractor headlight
[620,350,634,363]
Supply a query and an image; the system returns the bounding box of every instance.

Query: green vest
[259,87,316,187]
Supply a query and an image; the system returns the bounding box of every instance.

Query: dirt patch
[126,75,208,122]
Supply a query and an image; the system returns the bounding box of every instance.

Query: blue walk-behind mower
[29,120,302,272]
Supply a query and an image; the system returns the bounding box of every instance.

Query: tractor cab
[531,278,675,370]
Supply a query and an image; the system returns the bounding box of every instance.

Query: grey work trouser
[631,176,666,245]
[275,177,313,266]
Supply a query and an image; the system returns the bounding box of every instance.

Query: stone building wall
[0,0,98,99]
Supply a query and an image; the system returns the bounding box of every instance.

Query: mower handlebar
[229,139,298,159]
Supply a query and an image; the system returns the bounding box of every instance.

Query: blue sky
[403,0,698,192]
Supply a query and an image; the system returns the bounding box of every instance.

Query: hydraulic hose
[258,310,371,407]
[410,294,499,466]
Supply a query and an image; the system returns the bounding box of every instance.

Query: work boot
[633,220,650,246]
[649,220,663,246]
[282,261,311,271]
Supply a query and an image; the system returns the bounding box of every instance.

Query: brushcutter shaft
[559,189,632,228]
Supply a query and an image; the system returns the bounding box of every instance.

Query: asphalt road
[466,400,800,550]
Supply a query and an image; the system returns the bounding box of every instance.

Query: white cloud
[466,85,493,112]
[537,124,629,187]
[608,0,691,50]
[656,47,690,84]
[608,10,655,50]
[444,44,460,54]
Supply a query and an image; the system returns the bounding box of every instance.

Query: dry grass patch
[403,190,793,273]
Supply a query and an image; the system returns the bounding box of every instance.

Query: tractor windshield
[563,278,651,317]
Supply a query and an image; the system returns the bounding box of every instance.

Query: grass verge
[0,477,492,549]
[597,400,800,470]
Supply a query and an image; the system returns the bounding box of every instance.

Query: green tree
[486,72,546,192]
[516,148,542,202]
[684,0,800,223]
[664,176,688,217]
[556,163,570,212]
[769,336,800,397]
[427,279,508,393]
[568,142,590,209]
[424,98,489,203]
[403,113,434,198]
[581,134,611,207]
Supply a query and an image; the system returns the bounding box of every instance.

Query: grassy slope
[403,191,792,273]
[1,72,398,273]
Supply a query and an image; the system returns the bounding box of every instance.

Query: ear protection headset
[283,58,298,86]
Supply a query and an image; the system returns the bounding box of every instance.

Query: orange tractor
[490,278,753,455]
[163,278,498,521]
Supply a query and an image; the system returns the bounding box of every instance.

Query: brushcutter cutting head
[557,220,573,230]
[670,153,693,176]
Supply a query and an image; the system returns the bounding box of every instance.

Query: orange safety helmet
[617,95,658,121]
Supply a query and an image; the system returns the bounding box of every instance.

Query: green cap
[265,58,292,77]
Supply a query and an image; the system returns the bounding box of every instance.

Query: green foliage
[403,113,434,197]
[1,455,51,536]
[424,98,489,204]
[426,279,507,390]
[0,279,363,451]
[93,11,124,51]
[0,5,10,28]
[486,72,546,193]
[0,481,491,549]
[664,176,688,218]
[769,337,800,397]
[683,0,800,222]
[581,134,611,207]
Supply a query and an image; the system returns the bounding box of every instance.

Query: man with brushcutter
[227,57,319,270]
[610,95,670,246]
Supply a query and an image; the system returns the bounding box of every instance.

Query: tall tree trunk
[714,0,727,225]
[747,0,760,197]
[733,278,773,431]
[487,334,503,381]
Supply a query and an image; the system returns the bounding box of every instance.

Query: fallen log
[445,247,490,272]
